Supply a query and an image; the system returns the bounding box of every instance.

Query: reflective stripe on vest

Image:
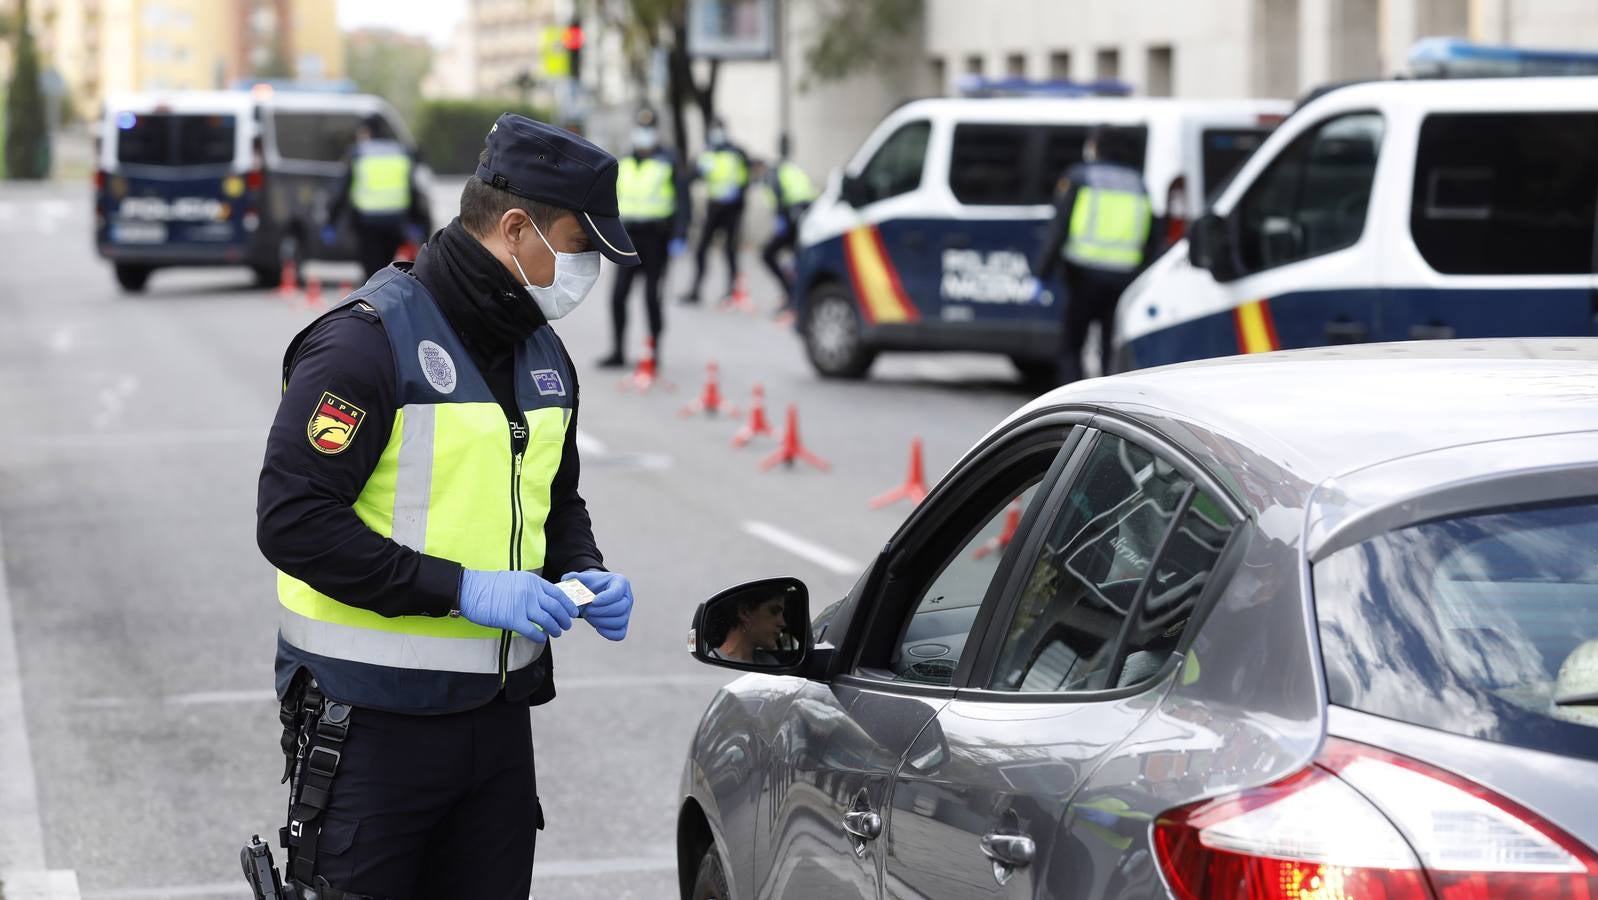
[275,268,573,710]
[617,156,676,220]
[701,149,747,202]
[777,162,816,206]
[1064,185,1152,272]
[351,142,412,215]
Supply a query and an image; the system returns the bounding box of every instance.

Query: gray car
[676,340,1598,900]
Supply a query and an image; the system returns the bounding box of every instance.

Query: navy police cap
[475,113,639,266]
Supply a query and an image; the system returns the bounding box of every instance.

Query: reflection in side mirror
[1187,213,1228,276]
[839,174,866,208]
[690,577,812,674]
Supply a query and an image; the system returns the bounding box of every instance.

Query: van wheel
[804,285,875,379]
[1010,356,1058,390]
[690,845,731,900]
[114,264,152,293]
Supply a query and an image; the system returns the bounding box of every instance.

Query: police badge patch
[307,391,366,455]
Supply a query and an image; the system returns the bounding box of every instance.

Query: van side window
[1234,113,1383,275]
[1410,113,1598,276]
[273,112,399,164]
[950,125,1032,205]
[858,121,931,204]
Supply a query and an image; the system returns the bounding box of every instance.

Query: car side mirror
[840,173,868,208]
[690,577,812,675]
[1188,212,1233,279]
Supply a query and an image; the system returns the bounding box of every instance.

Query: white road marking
[73,674,732,709]
[574,429,607,454]
[0,519,83,899]
[742,520,864,576]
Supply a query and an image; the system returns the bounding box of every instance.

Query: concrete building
[421,17,478,99]
[469,0,561,100]
[923,0,1598,100]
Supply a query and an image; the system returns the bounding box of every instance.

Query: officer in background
[324,116,429,280]
[1034,125,1159,384]
[682,118,750,305]
[753,154,816,317]
[599,109,689,368]
[258,114,638,899]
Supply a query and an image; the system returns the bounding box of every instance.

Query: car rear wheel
[114,264,152,293]
[803,284,876,379]
[689,844,731,900]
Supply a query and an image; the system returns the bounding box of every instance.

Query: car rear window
[272,111,397,163]
[1410,112,1598,275]
[114,113,236,166]
[1314,498,1598,763]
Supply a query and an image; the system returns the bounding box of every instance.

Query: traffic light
[562,18,583,77]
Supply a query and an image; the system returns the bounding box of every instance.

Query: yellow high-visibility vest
[1064,178,1152,272]
[350,140,413,216]
[700,148,748,203]
[617,156,676,221]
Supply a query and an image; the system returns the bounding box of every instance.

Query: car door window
[1234,112,1383,275]
[989,433,1234,693]
[858,120,931,204]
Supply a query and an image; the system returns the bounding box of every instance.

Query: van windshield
[114,113,236,167]
[1315,497,1598,763]
[272,112,396,163]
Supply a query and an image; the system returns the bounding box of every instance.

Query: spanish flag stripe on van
[1233,299,1280,354]
[843,226,918,325]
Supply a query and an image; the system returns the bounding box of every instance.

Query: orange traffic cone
[620,337,659,392]
[303,276,324,309]
[395,241,418,263]
[761,405,830,472]
[337,280,354,298]
[680,361,737,418]
[277,259,299,299]
[720,274,755,313]
[732,384,774,448]
[870,438,929,509]
[973,500,1023,560]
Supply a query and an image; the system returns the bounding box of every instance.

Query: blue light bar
[1409,38,1598,78]
[954,76,1133,98]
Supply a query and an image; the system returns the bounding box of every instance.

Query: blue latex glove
[1029,278,1047,303]
[668,237,686,258]
[773,216,789,238]
[319,225,337,245]
[458,569,579,643]
[404,224,425,244]
[562,570,634,641]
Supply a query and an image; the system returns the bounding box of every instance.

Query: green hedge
[415,99,552,175]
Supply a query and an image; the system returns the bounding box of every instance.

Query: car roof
[1296,75,1598,115]
[891,96,1291,126]
[1012,339,1598,522]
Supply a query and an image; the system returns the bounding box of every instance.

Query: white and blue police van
[791,93,1290,380]
[96,87,426,293]
[1117,65,1598,369]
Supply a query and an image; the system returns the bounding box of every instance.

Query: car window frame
[1226,109,1385,281]
[834,417,1089,699]
[959,414,1250,704]
[855,119,933,207]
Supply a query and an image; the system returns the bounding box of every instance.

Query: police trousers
[1059,263,1134,385]
[296,696,541,900]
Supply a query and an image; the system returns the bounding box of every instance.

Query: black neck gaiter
[412,218,547,360]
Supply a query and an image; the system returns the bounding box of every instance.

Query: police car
[1117,67,1598,370]
[96,88,426,293]
[792,94,1289,380]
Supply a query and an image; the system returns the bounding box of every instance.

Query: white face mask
[511,218,601,321]
[632,126,658,152]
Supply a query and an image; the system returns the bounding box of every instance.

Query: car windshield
[1315,498,1598,763]
[114,112,236,167]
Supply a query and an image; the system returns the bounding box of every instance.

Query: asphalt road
[0,180,1036,899]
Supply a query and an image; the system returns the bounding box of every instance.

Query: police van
[96,88,426,293]
[791,95,1290,380]
[1116,74,1598,370]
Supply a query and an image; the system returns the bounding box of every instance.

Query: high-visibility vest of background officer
[775,160,816,214]
[698,140,749,205]
[1061,163,1152,273]
[617,155,677,221]
[350,138,414,219]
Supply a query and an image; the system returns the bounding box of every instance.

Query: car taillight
[246,169,264,190]
[1154,738,1598,900]
[1165,176,1188,245]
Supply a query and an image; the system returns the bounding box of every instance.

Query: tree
[799,0,923,86]
[5,0,51,180]
[593,0,718,161]
[346,29,434,128]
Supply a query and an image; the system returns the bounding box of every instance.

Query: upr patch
[307,391,366,454]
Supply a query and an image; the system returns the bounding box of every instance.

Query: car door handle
[980,833,1035,868]
[1409,322,1455,340]
[842,810,883,842]
[1324,319,1368,344]
[902,230,927,247]
[943,233,971,248]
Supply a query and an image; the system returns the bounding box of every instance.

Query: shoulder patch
[418,340,457,394]
[307,391,367,455]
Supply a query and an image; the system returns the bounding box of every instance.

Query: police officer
[1034,125,1159,384]
[599,109,689,368]
[682,118,750,305]
[325,116,429,280]
[257,114,639,899]
[754,154,816,316]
